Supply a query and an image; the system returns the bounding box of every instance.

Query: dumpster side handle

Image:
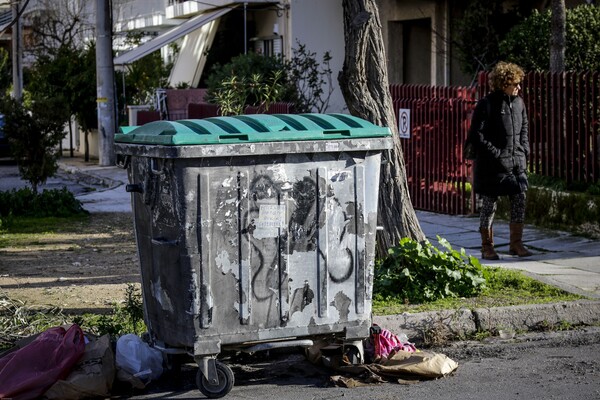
[151,238,179,246]
[150,158,166,175]
[126,184,143,193]
[116,154,130,169]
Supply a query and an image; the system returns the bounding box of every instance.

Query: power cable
[0,0,31,35]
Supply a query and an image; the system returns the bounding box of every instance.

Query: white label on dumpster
[254,204,286,238]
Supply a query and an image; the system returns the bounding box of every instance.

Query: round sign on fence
[398,109,410,139]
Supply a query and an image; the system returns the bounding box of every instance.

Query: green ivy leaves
[374,236,487,304]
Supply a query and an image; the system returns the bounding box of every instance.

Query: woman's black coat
[468,90,530,197]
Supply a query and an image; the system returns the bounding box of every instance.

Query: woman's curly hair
[489,62,525,91]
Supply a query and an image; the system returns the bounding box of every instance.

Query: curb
[58,162,122,191]
[373,300,600,344]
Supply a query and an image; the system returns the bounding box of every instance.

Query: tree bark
[338,0,425,255]
[550,0,566,73]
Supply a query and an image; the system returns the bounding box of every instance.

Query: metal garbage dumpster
[114,113,393,397]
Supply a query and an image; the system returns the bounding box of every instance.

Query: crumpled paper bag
[44,334,115,400]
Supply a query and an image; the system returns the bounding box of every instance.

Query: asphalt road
[118,327,600,400]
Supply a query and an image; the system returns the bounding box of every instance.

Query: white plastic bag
[115,334,163,382]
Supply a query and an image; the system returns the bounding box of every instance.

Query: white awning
[168,17,220,88]
[113,7,234,66]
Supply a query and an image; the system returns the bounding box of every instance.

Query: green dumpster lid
[114,113,391,145]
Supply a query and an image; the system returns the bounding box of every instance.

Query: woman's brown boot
[509,223,532,257]
[480,227,499,260]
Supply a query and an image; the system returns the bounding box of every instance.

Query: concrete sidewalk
[418,211,600,300]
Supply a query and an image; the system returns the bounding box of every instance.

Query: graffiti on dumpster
[288,176,320,252]
[208,165,365,326]
[245,173,284,327]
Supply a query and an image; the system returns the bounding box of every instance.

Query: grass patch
[72,284,145,338]
[0,294,71,350]
[373,267,585,315]
[1,214,89,234]
[0,215,90,247]
[0,213,131,250]
[0,284,145,351]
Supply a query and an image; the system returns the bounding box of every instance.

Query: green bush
[286,42,333,113]
[0,187,87,219]
[74,284,145,338]
[205,43,334,114]
[205,52,296,114]
[500,5,600,71]
[374,236,488,304]
[528,173,600,196]
[0,97,69,193]
[453,0,527,76]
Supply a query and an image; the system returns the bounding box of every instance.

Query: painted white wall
[289,0,346,113]
[62,129,99,159]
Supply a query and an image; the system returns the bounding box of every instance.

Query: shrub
[205,52,295,115]
[205,43,334,114]
[453,0,527,77]
[374,236,488,304]
[74,284,145,338]
[209,70,286,116]
[286,42,333,113]
[0,187,87,219]
[500,5,600,71]
[0,97,69,193]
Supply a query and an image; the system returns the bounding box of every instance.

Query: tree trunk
[84,130,89,162]
[68,118,74,158]
[550,0,566,73]
[550,0,567,162]
[338,0,425,255]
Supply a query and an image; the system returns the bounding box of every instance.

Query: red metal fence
[393,70,600,215]
[478,71,600,186]
[390,84,478,215]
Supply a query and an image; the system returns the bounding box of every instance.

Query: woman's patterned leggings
[479,193,526,229]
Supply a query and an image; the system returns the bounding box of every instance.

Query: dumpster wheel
[196,360,234,398]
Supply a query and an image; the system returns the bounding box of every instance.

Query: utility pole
[95,0,116,166]
[11,0,23,100]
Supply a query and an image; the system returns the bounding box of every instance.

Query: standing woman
[468,61,532,260]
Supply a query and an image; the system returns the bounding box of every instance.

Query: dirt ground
[0,213,140,314]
